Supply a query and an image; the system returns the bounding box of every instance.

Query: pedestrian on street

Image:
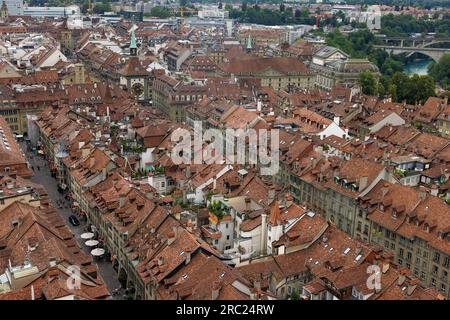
[37,165,40,171]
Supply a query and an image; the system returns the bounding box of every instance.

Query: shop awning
[91,248,105,256]
[81,232,94,240]
[85,240,99,247]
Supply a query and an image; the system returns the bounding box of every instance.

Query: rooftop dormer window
[392,209,397,219]
[424,224,429,233]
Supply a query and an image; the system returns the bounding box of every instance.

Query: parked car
[68,215,80,226]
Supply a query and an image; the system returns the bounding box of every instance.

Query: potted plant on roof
[208,200,225,222]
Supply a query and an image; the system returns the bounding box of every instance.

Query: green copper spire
[246,33,252,51]
[130,25,137,56]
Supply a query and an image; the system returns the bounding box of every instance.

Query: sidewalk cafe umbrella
[81,232,94,240]
[85,240,99,247]
[91,248,105,256]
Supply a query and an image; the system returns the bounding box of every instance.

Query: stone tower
[0,1,8,19]
[74,63,85,84]
[119,25,150,102]
[246,32,253,53]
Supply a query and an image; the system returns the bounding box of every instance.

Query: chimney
[185,250,191,265]
[157,256,164,266]
[285,193,293,207]
[211,281,221,300]
[381,184,389,198]
[419,186,427,201]
[167,227,177,245]
[253,278,261,290]
[260,211,268,256]
[359,176,368,191]
[245,197,251,211]
[31,285,35,301]
[268,187,276,204]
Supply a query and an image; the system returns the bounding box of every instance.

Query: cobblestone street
[20,142,125,299]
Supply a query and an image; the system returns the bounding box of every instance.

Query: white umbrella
[81,232,94,240]
[85,240,99,247]
[91,248,105,256]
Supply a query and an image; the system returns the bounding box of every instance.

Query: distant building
[119,27,152,102]
[198,6,229,20]
[219,56,315,92]
[23,5,80,18]
[2,0,23,16]
[310,46,379,91]
[1,1,8,19]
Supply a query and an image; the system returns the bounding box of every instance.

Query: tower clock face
[131,82,144,98]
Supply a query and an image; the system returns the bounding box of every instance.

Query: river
[403,58,434,75]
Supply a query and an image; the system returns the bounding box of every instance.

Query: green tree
[289,291,300,300]
[359,71,379,96]
[93,2,112,14]
[148,6,172,18]
[380,57,404,77]
[429,53,450,90]
[390,72,436,104]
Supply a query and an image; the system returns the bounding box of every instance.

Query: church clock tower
[119,26,151,103]
[0,1,8,20]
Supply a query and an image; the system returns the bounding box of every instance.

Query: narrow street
[20,142,124,299]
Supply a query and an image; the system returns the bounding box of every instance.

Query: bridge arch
[403,50,443,63]
[374,45,448,63]
[404,50,440,63]
[420,40,450,49]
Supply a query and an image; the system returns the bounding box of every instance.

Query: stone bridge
[373,45,450,62]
